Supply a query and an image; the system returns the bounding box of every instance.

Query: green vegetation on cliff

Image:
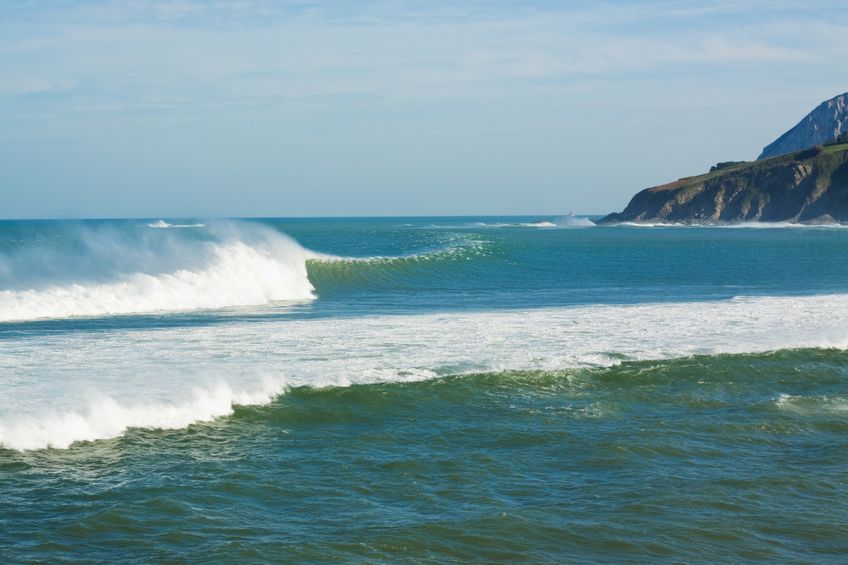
[598,144,848,225]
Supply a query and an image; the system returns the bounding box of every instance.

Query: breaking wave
[0,222,315,322]
[611,221,848,229]
[0,378,286,451]
[0,224,494,322]
[3,292,848,450]
[147,219,205,229]
[427,216,597,229]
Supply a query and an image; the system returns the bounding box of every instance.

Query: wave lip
[0,223,315,322]
[306,234,488,264]
[0,379,286,451]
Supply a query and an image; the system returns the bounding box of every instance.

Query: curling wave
[305,235,489,291]
[0,223,314,322]
[0,378,286,451]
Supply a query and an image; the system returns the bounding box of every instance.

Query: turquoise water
[2,217,848,562]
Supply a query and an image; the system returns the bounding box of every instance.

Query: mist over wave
[0,222,314,321]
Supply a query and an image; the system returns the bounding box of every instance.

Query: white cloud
[0,1,845,113]
[0,77,74,96]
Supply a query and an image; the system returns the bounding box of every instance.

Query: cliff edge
[597,143,848,225]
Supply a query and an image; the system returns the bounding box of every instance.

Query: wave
[307,234,487,265]
[427,216,596,229]
[723,221,848,229]
[775,393,848,415]
[305,235,490,292]
[0,222,314,322]
[0,378,286,451]
[521,216,596,228]
[3,292,848,450]
[611,221,848,229]
[0,223,493,322]
[147,220,205,229]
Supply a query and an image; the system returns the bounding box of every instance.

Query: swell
[267,347,848,418]
[4,347,847,452]
[305,235,489,292]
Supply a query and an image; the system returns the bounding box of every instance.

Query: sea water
[1,217,847,562]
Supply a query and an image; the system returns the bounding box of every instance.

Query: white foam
[0,225,314,321]
[0,379,284,451]
[2,293,848,450]
[550,215,597,228]
[519,221,558,228]
[148,220,205,228]
[426,217,596,229]
[611,221,848,229]
[775,393,848,415]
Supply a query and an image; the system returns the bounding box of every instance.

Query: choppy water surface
[2,217,848,562]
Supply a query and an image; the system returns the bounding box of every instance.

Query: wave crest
[147,220,205,229]
[0,223,314,322]
[305,235,489,291]
[0,378,286,451]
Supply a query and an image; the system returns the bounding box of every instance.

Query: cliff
[597,143,848,225]
[759,93,848,159]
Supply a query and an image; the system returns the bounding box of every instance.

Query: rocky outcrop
[759,93,848,159]
[597,144,848,225]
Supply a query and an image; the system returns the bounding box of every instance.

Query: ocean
[1,216,847,562]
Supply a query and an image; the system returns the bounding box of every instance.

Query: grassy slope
[601,144,848,224]
[650,144,848,194]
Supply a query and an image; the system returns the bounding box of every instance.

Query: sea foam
[0,222,314,321]
[147,219,205,229]
[0,380,284,451]
[2,293,848,450]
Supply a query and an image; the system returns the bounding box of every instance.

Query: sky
[1,0,847,219]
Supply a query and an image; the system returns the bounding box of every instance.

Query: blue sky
[1,0,847,218]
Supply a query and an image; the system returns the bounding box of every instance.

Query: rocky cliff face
[598,144,848,225]
[759,93,848,159]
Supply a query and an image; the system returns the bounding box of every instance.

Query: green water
[3,350,847,562]
[2,218,848,562]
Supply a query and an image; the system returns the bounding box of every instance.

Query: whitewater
[0,222,315,322]
[4,216,848,563]
[3,216,848,450]
[1,217,848,449]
